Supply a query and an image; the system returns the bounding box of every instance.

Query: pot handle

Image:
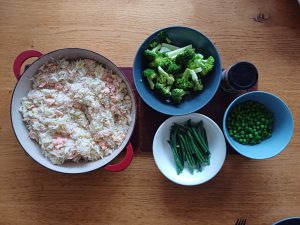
[104,142,133,172]
[13,50,43,80]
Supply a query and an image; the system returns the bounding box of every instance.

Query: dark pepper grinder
[220,61,258,93]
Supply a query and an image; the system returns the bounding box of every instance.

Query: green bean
[202,126,208,147]
[182,134,196,166]
[169,127,183,174]
[168,120,211,175]
[190,127,209,153]
[179,134,194,174]
[195,124,208,147]
[187,131,206,163]
[197,121,204,137]
[168,140,182,174]
[172,127,183,166]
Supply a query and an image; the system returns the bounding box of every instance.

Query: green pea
[227,100,273,145]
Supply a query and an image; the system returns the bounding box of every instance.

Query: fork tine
[240,218,246,225]
[235,218,247,225]
[235,219,241,225]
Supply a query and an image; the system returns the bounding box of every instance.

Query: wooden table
[0,1,299,224]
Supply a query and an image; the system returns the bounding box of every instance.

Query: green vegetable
[154,83,172,99]
[157,30,172,44]
[175,68,203,92]
[168,126,183,174]
[200,56,215,76]
[168,120,210,175]
[175,48,195,67]
[148,39,160,49]
[190,126,209,154]
[189,69,203,92]
[187,54,203,69]
[226,100,274,145]
[165,44,193,59]
[143,31,215,104]
[187,55,215,76]
[145,51,171,70]
[171,88,188,104]
[161,43,179,51]
[143,69,157,90]
[174,68,193,90]
[159,46,172,53]
[166,63,183,75]
[157,66,175,86]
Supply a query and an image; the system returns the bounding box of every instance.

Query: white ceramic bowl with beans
[153,113,226,186]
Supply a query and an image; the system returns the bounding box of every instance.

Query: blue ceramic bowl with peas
[223,91,294,159]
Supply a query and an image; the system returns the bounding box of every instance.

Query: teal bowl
[273,217,300,225]
[133,26,222,115]
[223,91,294,159]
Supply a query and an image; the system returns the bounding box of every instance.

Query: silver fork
[235,218,247,225]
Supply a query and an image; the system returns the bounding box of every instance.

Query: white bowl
[153,113,226,186]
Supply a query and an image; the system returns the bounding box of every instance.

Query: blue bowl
[133,26,222,115]
[223,91,294,159]
[273,217,300,225]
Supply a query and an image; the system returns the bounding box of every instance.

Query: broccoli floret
[194,67,203,74]
[190,69,203,92]
[144,50,172,70]
[195,53,204,59]
[154,83,172,98]
[201,56,215,76]
[143,69,157,90]
[187,54,203,69]
[175,68,203,92]
[167,63,183,75]
[175,48,195,67]
[157,66,175,86]
[144,43,164,59]
[171,88,188,104]
[187,55,215,76]
[149,56,172,70]
[149,39,159,49]
[166,44,193,59]
[144,49,159,61]
[157,31,172,44]
[174,69,193,90]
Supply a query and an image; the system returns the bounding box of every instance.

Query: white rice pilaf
[19,59,132,165]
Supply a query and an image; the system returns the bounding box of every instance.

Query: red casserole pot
[11,49,136,174]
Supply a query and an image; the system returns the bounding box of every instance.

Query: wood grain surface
[0,0,299,225]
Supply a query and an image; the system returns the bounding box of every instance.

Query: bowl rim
[273,217,300,225]
[223,90,294,159]
[133,25,222,116]
[153,113,227,186]
[10,48,137,174]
